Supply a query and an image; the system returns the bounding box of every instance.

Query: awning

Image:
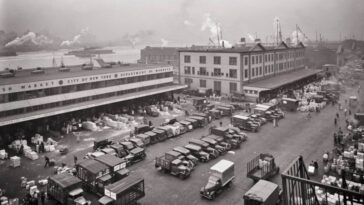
[243,69,321,91]
[0,84,187,126]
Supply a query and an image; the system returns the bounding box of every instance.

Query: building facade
[0,62,185,127]
[139,46,181,77]
[178,42,306,98]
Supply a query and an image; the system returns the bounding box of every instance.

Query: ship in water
[65,47,114,58]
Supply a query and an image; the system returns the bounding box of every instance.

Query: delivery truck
[184,144,210,162]
[47,173,86,205]
[100,174,145,205]
[200,159,235,200]
[155,151,192,179]
[243,180,282,205]
[173,146,199,165]
[189,139,219,159]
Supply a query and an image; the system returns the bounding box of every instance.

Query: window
[199,56,206,64]
[229,69,237,78]
[192,67,195,74]
[259,67,262,75]
[213,56,221,65]
[200,79,206,88]
[256,56,258,64]
[184,66,191,74]
[229,57,237,65]
[184,78,193,84]
[244,56,249,65]
[252,68,255,77]
[245,70,248,79]
[259,55,262,63]
[264,55,267,62]
[184,55,191,63]
[252,56,255,64]
[229,82,237,93]
[213,68,221,76]
[199,67,207,75]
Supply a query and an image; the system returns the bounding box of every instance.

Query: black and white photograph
[0,0,364,204]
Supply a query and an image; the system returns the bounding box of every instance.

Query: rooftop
[106,174,143,194]
[179,42,305,53]
[49,172,81,188]
[95,154,126,168]
[0,62,169,85]
[77,159,108,174]
[244,69,322,90]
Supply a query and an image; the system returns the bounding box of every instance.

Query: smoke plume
[201,13,231,47]
[161,38,169,47]
[246,33,255,42]
[60,27,96,47]
[5,32,53,48]
[123,30,154,47]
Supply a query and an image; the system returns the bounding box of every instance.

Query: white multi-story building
[178,42,307,99]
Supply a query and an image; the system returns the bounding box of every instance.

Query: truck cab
[152,128,168,142]
[109,144,128,158]
[189,139,219,159]
[155,151,192,179]
[129,138,145,148]
[189,116,208,127]
[173,146,198,165]
[144,131,158,144]
[179,120,193,131]
[100,148,117,156]
[119,141,135,152]
[124,147,146,166]
[184,144,210,162]
[200,137,226,155]
[200,159,234,200]
[185,118,200,128]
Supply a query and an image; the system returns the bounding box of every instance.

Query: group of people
[22,191,46,205]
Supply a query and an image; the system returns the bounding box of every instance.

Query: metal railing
[281,156,364,205]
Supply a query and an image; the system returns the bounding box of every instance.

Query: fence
[281,156,364,205]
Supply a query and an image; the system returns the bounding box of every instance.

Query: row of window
[184,66,238,78]
[184,55,238,66]
[183,50,305,66]
[0,83,172,118]
[0,72,173,103]
[185,78,237,94]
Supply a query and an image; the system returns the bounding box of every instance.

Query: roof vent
[31,67,45,75]
[82,64,93,70]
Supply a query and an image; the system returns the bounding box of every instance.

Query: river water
[0,46,143,71]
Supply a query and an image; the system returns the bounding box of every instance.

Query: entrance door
[213,81,221,95]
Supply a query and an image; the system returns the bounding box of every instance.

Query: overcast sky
[1,0,364,45]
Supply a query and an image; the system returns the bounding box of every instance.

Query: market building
[178,41,321,101]
[0,59,186,141]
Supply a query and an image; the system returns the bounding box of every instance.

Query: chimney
[236,37,246,48]
[222,41,225,48]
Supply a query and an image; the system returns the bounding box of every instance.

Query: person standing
[44,156,50,168]
[74,155,78,165]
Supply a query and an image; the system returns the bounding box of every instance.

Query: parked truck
[243,180,282,205]
[47,172,86,205]
[155,151,192,179]
[189,139,219,159]
[124,147,146,166]
[247,153,280,182]
[200,137,227,155]
[200,159,235,200]
[99,174,145,205]
[184,144,210,162]
[173,146,199,165]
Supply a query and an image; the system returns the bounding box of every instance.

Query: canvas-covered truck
[247,153,280,182]
[184,144,210,162]
[47,172,86,205]
[200,137,227,155]
[100,174,145,205]
[189,139,219,159]
[155,151,192,179]
[200,159,235,200]
[243,180,282,205]
[173,146,199,165]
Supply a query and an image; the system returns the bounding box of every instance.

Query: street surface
[0,82,362,205]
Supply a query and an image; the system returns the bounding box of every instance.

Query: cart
[247,153,280,182]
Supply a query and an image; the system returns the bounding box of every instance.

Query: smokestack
[286,37,291,46]
[222,41,225,48]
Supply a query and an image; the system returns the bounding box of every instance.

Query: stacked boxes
[0,150,8,159]
[10,156,21,168]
